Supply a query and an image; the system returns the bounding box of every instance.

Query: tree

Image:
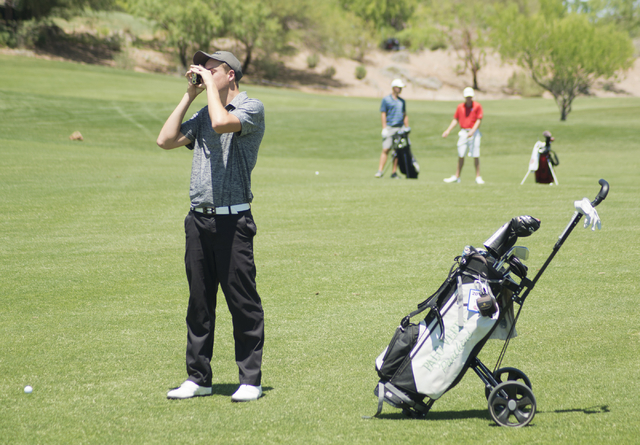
[125,0,221,68]
[395,2,442,51]
[126,0,299,74]
[397,0,500,91]
[1,0,118,49]
[1,0,116,21]
[340,0,417,31]
[444,0,498,91]
[580,0,640,36]
[297,0,374,60]
[221,0,376,75]
[221,0,283,74]
[123,0,377,74]
[492,1,635,120]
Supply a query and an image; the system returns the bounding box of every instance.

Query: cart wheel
[485,367,532,399]
[488,381,536,427]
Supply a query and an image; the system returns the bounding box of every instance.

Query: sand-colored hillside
[282,48,640,101]
[3,44,639,101]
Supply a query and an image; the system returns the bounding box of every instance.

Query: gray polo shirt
[181,91,265,208]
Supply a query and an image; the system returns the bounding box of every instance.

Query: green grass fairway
[1,54,639,444]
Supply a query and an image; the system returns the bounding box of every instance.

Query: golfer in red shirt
[442,87,484,184]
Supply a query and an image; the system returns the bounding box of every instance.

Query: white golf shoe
[231,384,263,402]
[167,380,212,399]
[444,175,460,183]
[475,176,485,184]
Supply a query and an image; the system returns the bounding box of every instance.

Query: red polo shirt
[454,101,483,129]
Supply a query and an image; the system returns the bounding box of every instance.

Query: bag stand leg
[373,382,433,418]
[520,169,532,185]
[548,160,559,185]
[381,150,395,176]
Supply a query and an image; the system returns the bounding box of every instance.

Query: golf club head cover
[483,216,541,259]
[509,256,528,278]
[513,215,541,237]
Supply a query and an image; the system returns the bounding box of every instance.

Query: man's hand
[442,129,450,138]
[186,65,213,92]
[574,198,602,231]
[381,127,390,138]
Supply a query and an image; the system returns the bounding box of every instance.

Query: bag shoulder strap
[400,259,461,339]
[400,250,493,333]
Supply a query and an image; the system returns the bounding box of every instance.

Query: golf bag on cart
[372,180,609,427]
[392,127,419,179]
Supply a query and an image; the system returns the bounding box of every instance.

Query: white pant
[457,129,481,158]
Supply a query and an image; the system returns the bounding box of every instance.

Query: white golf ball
[24,385,33,394]
[315,171,319,175]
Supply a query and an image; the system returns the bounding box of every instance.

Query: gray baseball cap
[193,50,243,81]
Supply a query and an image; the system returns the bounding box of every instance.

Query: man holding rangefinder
[157,50,266,402]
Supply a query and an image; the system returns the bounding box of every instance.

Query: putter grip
[591,179,609,207]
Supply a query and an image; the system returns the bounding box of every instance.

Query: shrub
[307,54,319,69]
[323,66,336,78]
[430,40,447,51]
[355,65,367,80]
[114,49,135,70]
[0,23,16,48]
[255,59,285,80]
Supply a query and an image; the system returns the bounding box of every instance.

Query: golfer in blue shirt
[375,79,409,178]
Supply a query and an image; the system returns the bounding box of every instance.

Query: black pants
[183,210,264,387]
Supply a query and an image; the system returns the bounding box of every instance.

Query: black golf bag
[392,128,419,179]
[372,180,609,427]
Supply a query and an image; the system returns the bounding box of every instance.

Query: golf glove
[574,198,601,231]
[381,127,391,139]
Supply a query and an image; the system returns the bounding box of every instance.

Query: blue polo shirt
[380,95,406,127]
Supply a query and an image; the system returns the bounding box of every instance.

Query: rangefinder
[477,295,497,317]
[190,73,202,85]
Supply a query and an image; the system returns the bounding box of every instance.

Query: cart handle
[512,178,610,306]
[591,179,609,208]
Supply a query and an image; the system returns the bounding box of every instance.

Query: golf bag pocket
[376,323,421,381]
[489,289,518,340]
